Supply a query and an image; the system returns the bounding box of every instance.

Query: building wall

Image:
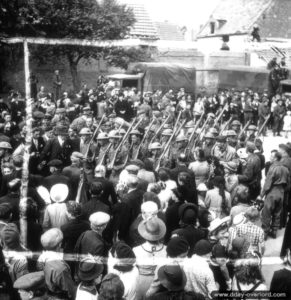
[2,47,252,96]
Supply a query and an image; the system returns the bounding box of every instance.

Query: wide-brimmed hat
[50,183,69,203]
[78,258,104,282]
[158,264,187,292]
[138,218,166,241]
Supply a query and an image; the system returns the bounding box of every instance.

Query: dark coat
[43,172,71,192]
[81,196,111,219]
[61,219,90,254]
[29,137,46,174]
[173,225,206,257]
[74,230,107,257]
[89,177,117,207]
[122,188,144,225]
[40,137,77,167]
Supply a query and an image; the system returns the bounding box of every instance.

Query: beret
[14,271,45,291]
[89,212,110,227]
[41,228,63,249]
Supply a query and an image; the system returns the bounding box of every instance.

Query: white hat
[89,212,110,227]
[41,228,63,249]
[50,184,69,203]
[141,201,158,214]
[209,216,230,233]
[233,213,247,226]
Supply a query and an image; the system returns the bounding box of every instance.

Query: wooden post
[20,40,33,247]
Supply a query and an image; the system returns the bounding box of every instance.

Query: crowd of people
[0,70,291,300]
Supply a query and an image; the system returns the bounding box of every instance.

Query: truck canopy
[131,62,196,94]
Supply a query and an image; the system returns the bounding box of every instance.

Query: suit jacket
[40,137,77,167]
[122,188,144,225]
[29,137,46,174]
[74,230,107,257]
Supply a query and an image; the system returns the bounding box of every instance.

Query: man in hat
[43,159,70,191]
[246,124,257,142]
[71,106,91,133]
[40,125,76,168]
[53,70,62,100]
[75,211,110,258]
[273,98,286,136]
[202,132,216,159]
[95,132,110,166]
[61,201,90,256]
[76,258,104,299]
[107,130,127,174]
[13,271,47,300]
[212,135,237,164]
[238,142,261,199]
[258,98,270,136]
[259,150,289,239]
[51,108,70,127]
[129,129,143,161]
[170,134,191,168]
[28,127,46,174]
[114,91,134,122]
[171,203,205,257]
[183,239,216,298]
[147,142,163,170]
[40,228,76,299]
[62,152,84,200]
[10,92,25,124]
[74,127,96,157]
[225,130,238,148]
[231,120,242,135]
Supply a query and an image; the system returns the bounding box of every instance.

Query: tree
[0,0,152,91]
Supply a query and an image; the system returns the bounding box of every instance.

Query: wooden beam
[2,37,158,47]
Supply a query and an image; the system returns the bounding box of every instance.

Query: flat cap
[89,212,110,227]
[125,164,140,175]
[47,159,63,167]
[41,228,63,249]
[71,151,84,160]
[14,271,45,291]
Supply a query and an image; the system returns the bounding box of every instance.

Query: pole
[20,40,33,247]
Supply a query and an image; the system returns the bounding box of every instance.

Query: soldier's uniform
[202,132,216,159]
[246,125,257,143]
[95,132,110,166]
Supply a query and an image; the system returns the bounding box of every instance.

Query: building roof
[155,22,185,41]
[119,0,158,40]
[198,0,273,38]
[256,0,291,40]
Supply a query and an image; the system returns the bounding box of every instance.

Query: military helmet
[148,142,162,150]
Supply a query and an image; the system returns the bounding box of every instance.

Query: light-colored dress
[133,242,167,300]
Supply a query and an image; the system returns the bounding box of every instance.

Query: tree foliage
[0,0,153,91]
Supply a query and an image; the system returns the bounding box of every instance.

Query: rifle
[184,113,204,157]
[155,114,184,171]
[97,142,112,167]
[107,118,137,170]
[256,114,271,139]
[149,114,171,145]
[238,120,250,140]
[214,103,228,127]
[133,117,156,160]
[219,116,233,135]
[193,114,211,149]
[76,114,106,203]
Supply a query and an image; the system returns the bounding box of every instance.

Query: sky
[144,0,219,29]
